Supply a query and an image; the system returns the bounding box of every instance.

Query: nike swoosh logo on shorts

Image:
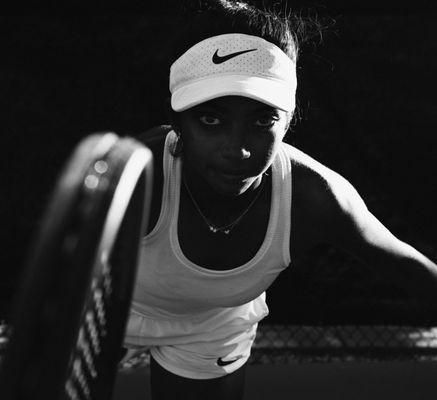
[216,356,243,367]
[212,49,257,64]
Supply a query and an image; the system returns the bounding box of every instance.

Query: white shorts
[124,292,269,379]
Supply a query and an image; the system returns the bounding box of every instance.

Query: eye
[254,116,278,128]
[199,115,221,125]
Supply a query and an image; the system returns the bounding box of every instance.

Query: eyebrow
[193,102,279,115]
[251,105,280,114]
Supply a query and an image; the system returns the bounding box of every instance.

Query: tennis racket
[0,133,153,400]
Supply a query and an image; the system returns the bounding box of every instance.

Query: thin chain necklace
[182,173,266,235]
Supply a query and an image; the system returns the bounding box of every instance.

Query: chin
[215,181,253,197]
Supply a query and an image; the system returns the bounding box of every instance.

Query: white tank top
[124,130,292,378]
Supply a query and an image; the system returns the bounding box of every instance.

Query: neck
[182,165,269,226]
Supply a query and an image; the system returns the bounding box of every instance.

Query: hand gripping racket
[0,133,153,400]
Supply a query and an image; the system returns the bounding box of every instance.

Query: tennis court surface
[113,324,437,399]
[113,361,437,399]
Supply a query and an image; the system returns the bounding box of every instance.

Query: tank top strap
[144,130,180,238]
[268,142,292,266]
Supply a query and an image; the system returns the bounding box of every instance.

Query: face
[174,96,291,197]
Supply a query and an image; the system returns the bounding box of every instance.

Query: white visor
[169,33,297,113]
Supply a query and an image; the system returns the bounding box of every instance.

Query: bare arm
[319,168,437,303]
[288,144,437,303]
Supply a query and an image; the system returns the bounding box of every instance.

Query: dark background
[1,2,436,323]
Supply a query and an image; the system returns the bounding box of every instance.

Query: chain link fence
[2,322,437,370]
[251,324,437,364]
[116,323,437,369]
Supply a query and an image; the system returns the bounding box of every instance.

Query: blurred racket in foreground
[0,133,153,400]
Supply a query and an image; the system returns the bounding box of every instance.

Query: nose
[220,125,251,161]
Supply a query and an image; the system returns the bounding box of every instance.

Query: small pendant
[209,225,230,234]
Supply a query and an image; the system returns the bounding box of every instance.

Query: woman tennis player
[124,1,437,399]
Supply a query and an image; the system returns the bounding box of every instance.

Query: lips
[222,170,246,176]
[218,170,248,180]
[219,166,250,175]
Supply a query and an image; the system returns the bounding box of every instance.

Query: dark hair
[170,0,300,64]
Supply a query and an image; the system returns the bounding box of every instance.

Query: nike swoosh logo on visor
[212,48,257,64]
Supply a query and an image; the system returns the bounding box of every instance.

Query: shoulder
[282,143,368,242]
